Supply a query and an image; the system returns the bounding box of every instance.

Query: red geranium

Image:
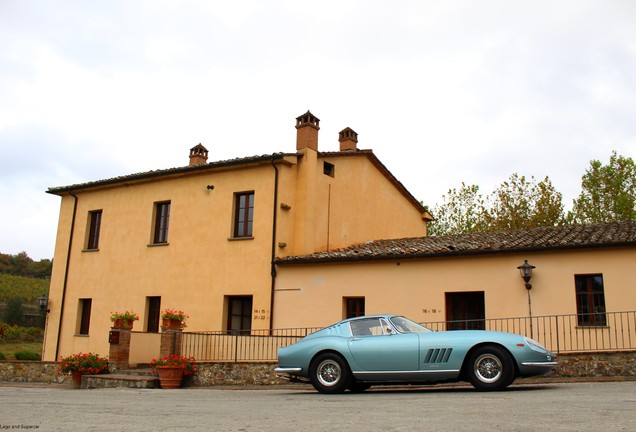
[58,352,109,375]
[150,355,196,376]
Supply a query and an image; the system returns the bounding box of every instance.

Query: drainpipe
[55,191,78,360]
[269,156,280,331]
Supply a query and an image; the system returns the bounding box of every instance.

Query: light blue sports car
[275,314,557,393]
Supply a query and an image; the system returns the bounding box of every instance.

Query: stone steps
[81,368,159,389]
[115,367,156,377]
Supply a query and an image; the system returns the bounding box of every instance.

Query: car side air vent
[325,325,343,335]
[423,348,453,363]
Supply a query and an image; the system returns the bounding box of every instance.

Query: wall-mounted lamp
[517,260,536,338]
[38,295,50,313]
[517,260,535,290]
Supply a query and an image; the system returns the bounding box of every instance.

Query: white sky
[1,0,635,260]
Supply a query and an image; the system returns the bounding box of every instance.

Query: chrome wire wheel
[474,353,503,383]
[316,359,342,387]
[309,353,352,393]
[467,346,514,391]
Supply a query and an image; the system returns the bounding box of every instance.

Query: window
[323,161,335,177]
[445,292,485,330]
[146,296,161,333]
[153,201,171,244]
[575,274,607,326]
[233,192,254,238]
[86,210,102,250]
[227,296,253,334]
[344,297,365,319]
[77,299,92,335]
[350,317,392,336]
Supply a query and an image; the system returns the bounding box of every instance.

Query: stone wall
[191,362,282,386]
[555,352,636,377]
[1,351,635,385]
[0,361,68,384]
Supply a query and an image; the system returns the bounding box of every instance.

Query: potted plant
[110,310,140,329]
[161,309,188,330]
[58,352,109,388]
[150,355,196,388]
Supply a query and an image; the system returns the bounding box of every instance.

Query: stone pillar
[159,324,183,359]
[108,328,131,370]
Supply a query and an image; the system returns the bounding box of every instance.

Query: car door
[347,317,419,371]
[415,331,463,379]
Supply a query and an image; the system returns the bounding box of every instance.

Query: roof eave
[46,152,297,196]
[275,240,636,266]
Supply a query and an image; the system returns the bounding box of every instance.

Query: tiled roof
[47,153,296,194]
[276,220,636,264]
[46,147,430,216]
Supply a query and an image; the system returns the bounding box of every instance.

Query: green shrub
[14,350,41,361]
[0,352,6,360]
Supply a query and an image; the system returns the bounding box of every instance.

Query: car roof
[341,314,397,323]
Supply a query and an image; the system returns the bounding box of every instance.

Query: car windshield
[389,316,432,333]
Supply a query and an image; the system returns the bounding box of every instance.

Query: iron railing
[177,311,636,362]
[177,327,321,362]
[422,311,636,354]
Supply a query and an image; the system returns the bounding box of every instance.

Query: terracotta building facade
[274,222,636,353]
[42,111,431,361]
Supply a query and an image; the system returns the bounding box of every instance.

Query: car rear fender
[460,342,520,379]
[310,349,355,372]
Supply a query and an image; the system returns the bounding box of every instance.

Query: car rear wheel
[309,353,352,394]
[467,346,515,391]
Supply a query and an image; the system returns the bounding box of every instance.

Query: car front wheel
[309,353,352,394]
[466,346,515,391]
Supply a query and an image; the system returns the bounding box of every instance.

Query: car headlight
[524,337,548,353]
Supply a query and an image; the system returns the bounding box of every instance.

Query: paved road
[0,381,635,431]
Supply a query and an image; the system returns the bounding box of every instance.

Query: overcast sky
[1,0,635,260]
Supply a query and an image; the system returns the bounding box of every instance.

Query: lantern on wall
[517,260,535,290]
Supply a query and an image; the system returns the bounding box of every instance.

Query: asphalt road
[0,381,635,431]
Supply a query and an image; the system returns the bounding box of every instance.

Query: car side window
[351,318,392,337]
[380,318,394,335]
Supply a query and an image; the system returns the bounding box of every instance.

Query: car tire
[466,345,515,391]
[309,353,352,394]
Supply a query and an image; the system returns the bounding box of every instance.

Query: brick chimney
[338,127,358,151]
[296,111,320,151]
[189,143,208,166]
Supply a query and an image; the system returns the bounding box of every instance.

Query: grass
[0,342,43,360]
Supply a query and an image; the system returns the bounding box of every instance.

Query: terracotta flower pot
[162,318,182,330]
[156,366,184,389]
[112,318,134,329]
[71,371,83,389]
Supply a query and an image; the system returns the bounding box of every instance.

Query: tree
[28,258,53,279]
[3,297,24,326]
[0,253,10,274]
[11,252,32,277]
[0,252,52,279]
[428,174,565,236]
[485,174,564,231]
[427,183,489,236]
[568,151,636,224]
